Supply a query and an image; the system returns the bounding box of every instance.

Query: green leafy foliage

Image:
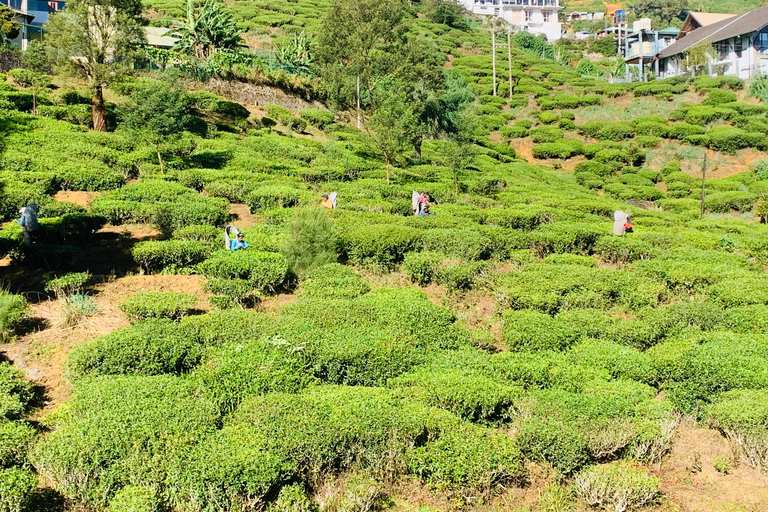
[119,291,197,321]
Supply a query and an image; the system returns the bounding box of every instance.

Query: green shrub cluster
[200,250,289,293]
[119,291,197,321]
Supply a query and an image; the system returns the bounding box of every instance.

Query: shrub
[45,272,89,298]
[665,122,705,139]
[269,484,316,512]
[0,366,33,423]
[131,240,211,274]
[704,191,756,213]
[536,111,559,124]
[246,186,300,211]
[119,292,197,322]
[30,375,221,509]
[529,222,604,256]
[575,160,614,178]
[407,424,527,495]
[664,333,768,415]
[281,207,339,274]
[438,261,486,292]
[65,320,203,380]
[703,89,737,105]
[572,462,660,512]
[0,467,36,512]
[299,263,370,299]
[517,417,590,474]
[192,338,315,414]
[0,292,28,344]
[530,126,563,143]
[299,108,334,128]
[707,389,768,470]
[531,139,583,159]
[502,309,580,352]
[107,486,161,512]
[390,368,521,422]
[341,224,421,270]
[199,250,289,293]
[172,224,220,243]
[61,294,100,327]
[403,251,443,285]
[596,122,634,141]
[593,236,655,264]
[0,420,34,469]
[230,386,457,479]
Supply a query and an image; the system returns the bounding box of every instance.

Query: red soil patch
[511,138,534,162]
[656,420,768,511]
[53,190,101,207]
[229,203,260,229]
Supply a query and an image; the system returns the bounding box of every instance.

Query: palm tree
[168,0,241,59]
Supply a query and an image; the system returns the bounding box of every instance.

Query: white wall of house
[659,32,768,80]
[458,0,563,41]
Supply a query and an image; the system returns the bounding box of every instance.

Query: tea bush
[0,292,28,344]
[0,420,36,468]
[664,333,768,415]
[0,467,37,512]
[517,417,590,474]
[341,224,421,269]
[45,272,89,297]
[132,240,211,274]
[407,423,527,495]
[65,320,203,380]
[246,186,301,210]
[299,263,370,299]
[107,486,161,512]
[199,250,289,293]
[192,338,315,414]
[503,309,580,352]
[391,368,522,422]
[0,363,34,420]
[403,251,444,285]
[119,291,197,321]
[229,386,457,479]
[572,462,660,512]
[706,389,768,470]
[31,375,221,509]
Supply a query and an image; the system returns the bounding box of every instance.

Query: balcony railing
[476,0,558,6]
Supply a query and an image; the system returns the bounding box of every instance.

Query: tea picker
[613,210,633,236]
[224,225,249,250]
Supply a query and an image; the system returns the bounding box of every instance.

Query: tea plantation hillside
[3,0,768,511]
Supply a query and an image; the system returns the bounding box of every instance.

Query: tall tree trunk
[156,148,165,173]
[92,85,107,132]
[414,138,422,160]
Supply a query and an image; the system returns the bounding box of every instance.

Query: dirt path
[656,420,768,512]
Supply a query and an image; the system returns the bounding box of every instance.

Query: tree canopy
[44,0,145,131]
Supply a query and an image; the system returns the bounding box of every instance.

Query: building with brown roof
[657,5,768,80]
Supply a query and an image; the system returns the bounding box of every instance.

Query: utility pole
[491,29,497,96]
[700,152,708,219]
[508,29,513,101]
[356,75,361,129]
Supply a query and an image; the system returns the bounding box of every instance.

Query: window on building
[543,11,551,22]
[525,10,532,21]
[713,40,730,60]
[759,31,768,49]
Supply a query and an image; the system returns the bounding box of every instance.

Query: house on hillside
[1,0,65,49]
[622,26,679,79]
[457,0,562,41]
[678,10,736,38]
[657,5,768,80]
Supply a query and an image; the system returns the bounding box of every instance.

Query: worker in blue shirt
[230,232,250,250]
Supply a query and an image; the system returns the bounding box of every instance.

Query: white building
[657,5,768,80]
[458,0,563,41]
[2,0,65,50]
